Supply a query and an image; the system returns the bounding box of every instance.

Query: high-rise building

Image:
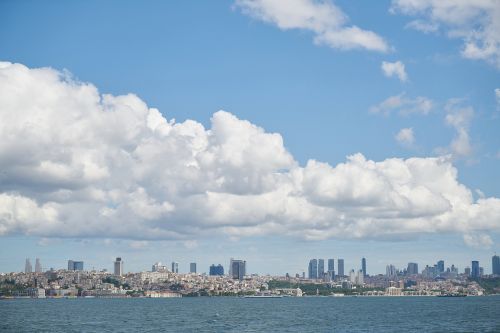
[328,259,334,272]
[171,262,179,273]
[464,267,471,276]
[407,262,419,275]
[362,258,367,277]
[386,264,397,278]
[230,259,246,280]
[471,261,480,278]
[437,260,445,273]
[337,259,344,277]
[35,258,42,273]
[492,255,500,275]
[25,258,32,273]
[114,257,123,276]
[152,262,167,272]
[308,259,318,279]
[318,259,325,278]
[479,267,484,276]
[209,264,224,276]
[190,262,197,274]
[67,260,84,271]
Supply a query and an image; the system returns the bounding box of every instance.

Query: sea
[1,296,499,332]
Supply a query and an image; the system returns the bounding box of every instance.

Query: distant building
[35,258,42,273]
[479,267,484,276]
[386,264,397,278]
[471,261,480,278]
[209,264,224,276]
[492,255,500,275]
[190,262,197,274]
[362,258,367,277]
[327,259,335,280]
[67,260,84,271]
[25,258,32,273]
[318,259,325,278]
[230,259,246,280]
[171,262,179,274]
[114,257,123,276]
[464,267,471,276]
[308,259,318,279]
[407,262,419,275]
[437,260,445,273]
[152,262,168,272]
[337,259,344,277]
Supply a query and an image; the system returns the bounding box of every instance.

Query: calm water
[1,296,499,332]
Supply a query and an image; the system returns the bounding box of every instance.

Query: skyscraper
[209,264,224,276]
[25,258,32,273]
[308,259,318,279]
[171,262,179,273]
[492,255,500,275]
[407,262,419,275]
[35,258,42,273]
[337,259,344,277]
[68,260,84,271]
[471,261,480,278]
[328,259,334,272]
[318,259,325,278]
[231,259,246,280]
[114,257,123,276]
[362,257,367,277]
[190,262,197,274]
[386,264,397,278]
[437,260,444,273]
[464,267,471,276]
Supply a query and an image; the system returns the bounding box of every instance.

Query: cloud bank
[0,62,499,244]
[235,0,389,52]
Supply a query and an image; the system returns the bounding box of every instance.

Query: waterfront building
[171,262,179,274]
[362,257,367,277]
[114,257,123,276]
[209,264,224,276]
[318,259,325,279]
[492,255,500,275]
[337,259,344,277]
[471,261,480,278]
[230,259,246,280]
[190,262,197,274]
[308,259,318,279]
[407,262,418,275]
[25,258,32,273]
[35,258,42,273]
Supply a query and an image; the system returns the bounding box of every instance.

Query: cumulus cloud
[1,62,500,243]
[235,0,389,52]
[381,61,408,82]
[391,0,500,69]
[444,99,474,158]
[370,93,433,116]
[395,127,415,146]
[463,233,494,249]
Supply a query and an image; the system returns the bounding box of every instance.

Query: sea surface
[1,296,499,332]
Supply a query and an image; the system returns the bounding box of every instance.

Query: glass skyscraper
[308,259,318,279]
[318,259,325,278]
[362,258,367,277]
[493,255,500,275]
[471,260,480,278]
[337,259,344,277]
[209,264,224,276]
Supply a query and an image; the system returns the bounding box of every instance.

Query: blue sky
[0,0,499,275]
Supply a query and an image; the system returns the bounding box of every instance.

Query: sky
[0,0,499,275]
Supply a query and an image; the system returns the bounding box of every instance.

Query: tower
[25,258,32,273]
[362,257,367,277]
[337,259,344,277]
[114,257,123,276]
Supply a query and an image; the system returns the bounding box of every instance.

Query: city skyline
[0,1,499,274]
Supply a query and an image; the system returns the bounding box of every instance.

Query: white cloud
[463,233,494,249]
[1,62,500,243]
[235,0,389,52]
[495,88,500,112]
[395,127,415,146]
[381,61,408,82]
[444,99,474,158]
[370,93,433,116]
[391,0,500,69]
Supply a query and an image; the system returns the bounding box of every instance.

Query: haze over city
[0,0,499,276]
